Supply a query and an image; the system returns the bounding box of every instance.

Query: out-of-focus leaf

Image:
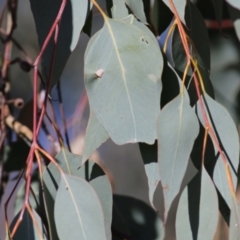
[196,93,239,207]
[229,199,240,240]
[162,0,186,25]
[111,0,128,19]
[29,0,90,89]
[139,141,160,210]
[228,4,240,41]
[10,209,48,240]
[157,93,199,219]
[210,0,224,27]
[43,149,112,240]
[84,17,163,145]
[82,111,109,165]
[112,195,164,240]
[124,0,146,23]
[176,167,219,240]
[54,174,107,240]
[226,0,240,10]
[3,140,29,172]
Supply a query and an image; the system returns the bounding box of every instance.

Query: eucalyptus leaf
[29,0,90,89]
[43,149,112,240]
[157,93,199,219]
[196,93,239,207]
[111,0,128,19]
[162,0,186,25]
[84,18,163,145]
[228,3,240,41]
[82,111,109,165]
[124,0,146,23]
[176,167,219,240]
[54,174,107,240]
[10,209,48,240]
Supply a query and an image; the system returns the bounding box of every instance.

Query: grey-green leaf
[162,0,187,25]
[29,0,89,89]
[84,18,163,145]
[196,93,239,206]
[82,111,109,165]
[10,209,47,240]
[43,149,112,240]
[176,167,219,240]
[158,93,199,219]
[54,174,107,240]
[111,0,129,19]
[124,0,147,23]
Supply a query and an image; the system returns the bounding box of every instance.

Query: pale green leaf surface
[158,94,199,218]
[125,0,146,22]
[145,162,160,209]
[54,174,107,240]
[229,200,240,240]
[196,93,239,206]
[163,0,187,25]
[29,0,89,89]
[43,149,112,240]
[10,209,47,240]
[85,18,163,144]
[82,111,109,165]
[111,0,128,19]
[176,168,219,240]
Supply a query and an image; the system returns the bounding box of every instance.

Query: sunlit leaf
[82,111,109,165]
[10,209,47,240]
[176,167,219,240]
[162,0,186,25]
[43,149,112,240]
[84,17,163,145]
[158,93,199,218]
[54,174,107,239]
[111,0,128,19]
[29,0,90,89]
[196,93,239,207]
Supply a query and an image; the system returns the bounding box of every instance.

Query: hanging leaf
[157,93,199,219]
[162,0,186,25]
[112,195,164,240]
[54,173,107,240]
[43,149,112,240]
[176,167,219,240]
[229,199,240,240]
[84,17,163,145]
[124,0,146,23]
[29,0,90,89]
[226,0,240,11]
[139,142,160,210]
[82,111,109,165]
[196,93,239,207]
[10,209,48,240]
[111,0,129,19]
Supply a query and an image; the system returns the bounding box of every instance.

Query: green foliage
[2,0,240,239]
